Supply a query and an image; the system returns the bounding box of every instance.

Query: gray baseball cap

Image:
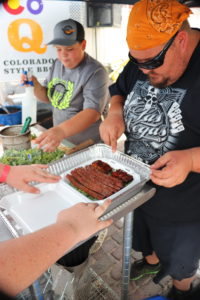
[47,19,85,46]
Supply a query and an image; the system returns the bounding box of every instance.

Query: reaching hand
[100,114,125,152]
[150,150,193,187]
[57,199,113,241]
[6,165,60,193]
[34,127,65,152]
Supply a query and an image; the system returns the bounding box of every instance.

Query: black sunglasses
[128,32,178,70]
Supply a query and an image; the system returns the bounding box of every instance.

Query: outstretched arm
[0,200,112,296]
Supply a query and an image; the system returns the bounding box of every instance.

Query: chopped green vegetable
[0,148,65,166]
[68,182,96,200]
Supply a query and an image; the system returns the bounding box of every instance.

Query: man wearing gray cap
[23,19,109,150]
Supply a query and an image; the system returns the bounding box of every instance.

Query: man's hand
[34,127,65,152]
[57,199,113,241]
[100,114,125,152]
[150,150,193,187]
[6,165,60,193]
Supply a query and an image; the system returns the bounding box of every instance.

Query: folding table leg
[121,211,134,300]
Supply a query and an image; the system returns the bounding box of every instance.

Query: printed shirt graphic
[47,78,74,110]
[124,80,186,164]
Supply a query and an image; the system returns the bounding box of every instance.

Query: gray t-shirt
[44,53,109,145]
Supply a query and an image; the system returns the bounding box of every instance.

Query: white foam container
[0,144,150,234]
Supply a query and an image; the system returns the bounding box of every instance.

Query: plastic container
[22,86,37,125]
[0,105,22,125]
[22,71,37,125]
[0,125,31,151]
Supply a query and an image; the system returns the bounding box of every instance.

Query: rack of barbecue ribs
[66,160,134,200]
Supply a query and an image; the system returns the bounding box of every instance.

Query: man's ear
[81,40,86,50]
[176,31,188,51]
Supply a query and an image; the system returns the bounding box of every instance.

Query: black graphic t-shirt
[0,291,14,299]
[110,39,200,222]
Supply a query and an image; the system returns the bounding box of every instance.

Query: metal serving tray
[0,144,150,235]
[48,143,150,210]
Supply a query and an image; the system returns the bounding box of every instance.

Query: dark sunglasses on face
[128,31,178,70]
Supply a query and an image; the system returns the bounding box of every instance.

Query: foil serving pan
[47,143,151,211]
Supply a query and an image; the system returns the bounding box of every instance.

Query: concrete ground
[88,219,172,300]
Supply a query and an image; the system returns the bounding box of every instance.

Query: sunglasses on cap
[128,31,178,70]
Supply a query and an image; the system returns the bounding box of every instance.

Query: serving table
[0,125,156,300]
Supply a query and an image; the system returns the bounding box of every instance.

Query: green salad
[0,148,65,166]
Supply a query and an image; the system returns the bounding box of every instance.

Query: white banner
[0,0,83,82]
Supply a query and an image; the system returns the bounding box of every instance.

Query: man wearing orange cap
[100,0,200,299]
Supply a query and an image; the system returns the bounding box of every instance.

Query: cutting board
[59,139,94,155]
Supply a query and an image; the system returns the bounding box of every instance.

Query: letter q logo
[8,19,47,54]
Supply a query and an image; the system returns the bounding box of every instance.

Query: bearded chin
[148,75,169,89]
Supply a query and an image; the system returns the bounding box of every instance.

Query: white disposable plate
[0,181,87,234]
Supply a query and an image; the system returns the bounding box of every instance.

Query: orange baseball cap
[127,0,192,50]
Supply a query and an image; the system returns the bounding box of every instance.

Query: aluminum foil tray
[0,144,150,235]
[47,143,150,210]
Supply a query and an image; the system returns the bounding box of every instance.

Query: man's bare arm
[0,200,112,296]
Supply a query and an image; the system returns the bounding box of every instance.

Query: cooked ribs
[66,174,103,200]
[66,160,133,200]
[111,169,133,183]
[85,165,123,189]
[91,160,112,173]
[71,168,112,198]
[73,167,118,194]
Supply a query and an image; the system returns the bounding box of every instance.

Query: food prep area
[1,134,200,300]
[0,136,157,300]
